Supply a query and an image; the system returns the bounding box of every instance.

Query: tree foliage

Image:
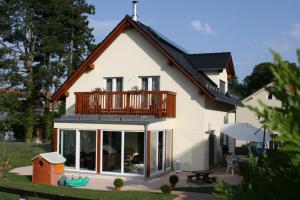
[214,50,300,200]
[230,61,300,98]
[0,0,95,141]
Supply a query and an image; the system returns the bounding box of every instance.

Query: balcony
[75,91,176,118]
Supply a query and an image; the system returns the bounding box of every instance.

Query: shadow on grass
[174,186,215,194]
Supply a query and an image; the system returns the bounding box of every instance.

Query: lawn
[0,142,174,200]
[0,142,51,168]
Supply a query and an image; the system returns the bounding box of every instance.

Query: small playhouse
[32,152,66,185]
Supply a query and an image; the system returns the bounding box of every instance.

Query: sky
[87,0,300,81]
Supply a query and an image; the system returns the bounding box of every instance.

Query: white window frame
[150,130,166,176]
[139,76,160,91]
[103,77,123,91]
[58,128,98,174]
[100,130,145,177]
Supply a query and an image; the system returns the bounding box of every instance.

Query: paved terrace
[11,165,242,200]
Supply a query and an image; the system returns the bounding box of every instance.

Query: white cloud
[191,20,215,35]
[290,23,300,39]
[89,19,118,37]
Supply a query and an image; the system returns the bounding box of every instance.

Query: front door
[209,132,216,168]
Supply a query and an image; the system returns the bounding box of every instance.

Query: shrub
[113,178,124,187]
[160,184,171,195]
[169,175,179,185]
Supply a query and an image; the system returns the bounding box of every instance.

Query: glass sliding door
[158,131,164,171]
[102,131,122,172]
[80,130,96,171]
[150,130,166,175]
[59,129,98,172]
[124,132,144,174]
[165,130,173,169]
[59,130,76,169]
[150,131,158,174]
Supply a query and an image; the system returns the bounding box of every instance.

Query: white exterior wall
[236,88,281,146]
[203,69,228,92]
[56,28,233,171]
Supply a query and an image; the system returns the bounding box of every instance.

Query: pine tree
[0,0,95,141]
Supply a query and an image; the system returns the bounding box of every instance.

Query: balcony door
[104,77,123,108]
[104,77,123,92]
[140,77,160,109]
[140,76,160,91]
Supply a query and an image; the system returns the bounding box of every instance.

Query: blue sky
[87,0,300,81]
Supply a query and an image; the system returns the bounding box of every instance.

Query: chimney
[132,0,138,21]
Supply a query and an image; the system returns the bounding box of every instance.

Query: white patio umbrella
[221,123,271,143]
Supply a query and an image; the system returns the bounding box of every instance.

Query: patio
[11,165,242,191]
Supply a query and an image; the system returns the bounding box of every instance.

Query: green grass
[0,142,50,168]
[0,142,174,200]
[174,186,215,194]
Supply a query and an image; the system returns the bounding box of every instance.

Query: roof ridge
[188,52,231,55]
[136,21,188,54]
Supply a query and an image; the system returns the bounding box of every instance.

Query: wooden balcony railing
[75,91,176,118]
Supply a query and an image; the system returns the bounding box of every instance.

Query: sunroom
[54,116,173,177]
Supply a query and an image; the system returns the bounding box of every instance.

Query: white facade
[236,83,281,146]
[202,69,228,93]
[54,26,236,175]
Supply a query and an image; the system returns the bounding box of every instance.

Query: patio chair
[226,155,238,175]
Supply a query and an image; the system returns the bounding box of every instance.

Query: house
[51,14,240,177]
[235,82,280,146]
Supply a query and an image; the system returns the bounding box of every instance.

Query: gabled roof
[242,82,274,103]
[185,53,235,77]
[52,15,240,106]
[32,152,66,164]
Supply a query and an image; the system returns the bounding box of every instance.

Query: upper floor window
[267,93,273,100]
[139,76,160,91]
[104,77,123,91]
[219,80,226,94]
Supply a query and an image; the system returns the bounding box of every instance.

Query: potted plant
[113,178,124,191]
[160,184,171,195]
[169,175,179,189]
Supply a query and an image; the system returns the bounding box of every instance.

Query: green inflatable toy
[65,176,89,187]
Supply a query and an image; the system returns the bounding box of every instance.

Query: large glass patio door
[101,131,145,175]
[59,130,76,169]
[150,131,165,174]
[80,130,97,171]
[102,131,122,173]
[59,129,97,172]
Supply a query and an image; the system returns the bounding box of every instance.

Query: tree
[241,61,300,98]
[243,62,275,97]
[0,0,95,141]
[214,50,300,200]
[228,77,244,97]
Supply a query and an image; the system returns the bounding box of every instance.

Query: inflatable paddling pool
[65,177,89,187]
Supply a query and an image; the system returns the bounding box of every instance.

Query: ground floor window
[59,129,97,172]
[165,130,173,169]
[80,130,96,171]
[59,130,76,168]
[58,128,172,176]
[102,131,122,172]
[150,130,173,175]
[102,131,145,175]
[124,132,144,174]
